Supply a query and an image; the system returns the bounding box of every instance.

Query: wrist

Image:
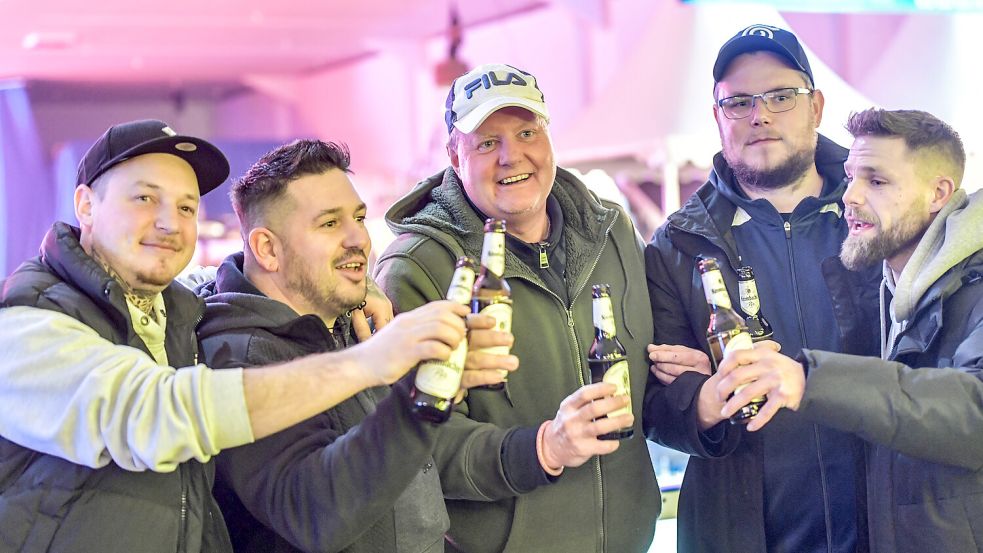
[536,420,564,476]
[696,378,725,431]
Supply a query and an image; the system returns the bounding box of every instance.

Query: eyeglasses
[716,87,813,120]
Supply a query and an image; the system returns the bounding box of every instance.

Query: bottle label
[700,269,732,309]
[723,331,753,353]
[603,360,632,418]
[738,278,760,316]
[481,231,506,277]
[478,303,513,382]
[592,296,617,336]
[416,338,468,398]
[447,268,476,305]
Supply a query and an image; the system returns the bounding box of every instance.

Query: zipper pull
[538,242,550,269]
[783,221,791,239]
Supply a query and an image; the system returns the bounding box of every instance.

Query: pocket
[895,493,983,553]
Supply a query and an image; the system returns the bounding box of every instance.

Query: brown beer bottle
[698,257,765,423]
[471,219,513,391]
[412,257,477,423]
[737,265,774,342]
[588,284,633,440]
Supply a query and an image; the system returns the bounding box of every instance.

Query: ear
[247,227,280,272]
[447,142,461,172]
[75,185,95,228]
[810,89,825,128]
[928,175,956,214]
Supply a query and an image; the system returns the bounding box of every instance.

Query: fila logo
[463,72,528,99]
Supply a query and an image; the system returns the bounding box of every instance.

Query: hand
[540,383,633,469]
[352,276,395,341]
[460,313,519,389]
[352,300,469,386]
[647,344,712,385]
[716,341,803,432]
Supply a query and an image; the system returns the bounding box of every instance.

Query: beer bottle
[412,257,478,423]
[588,284,633,440]
[737,265,774,341]
[471,219,513,391]
[698,257,765,423]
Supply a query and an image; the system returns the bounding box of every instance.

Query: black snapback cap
[713,24,814,87]
[76,119,230,195]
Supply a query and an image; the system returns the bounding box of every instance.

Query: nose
[842,178,863,207]
[344,219,371,253]
[498,138,518,166]
[748,97,771,127]
[155,205,181,234]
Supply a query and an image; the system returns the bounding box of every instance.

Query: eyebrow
[133,181,199,202]
[311,203,368,222]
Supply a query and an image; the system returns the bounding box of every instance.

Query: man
[195,139,515,553]
[643,26,881,552]
[0,120,468,552]
[717,108,983,553]
[375,63,661,553]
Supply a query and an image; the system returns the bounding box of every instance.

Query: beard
[840,205,931,271]
[283,245,368,322]
[728,146,815,191]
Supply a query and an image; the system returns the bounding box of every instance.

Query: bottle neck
[592,295,617,337]
[481,230,506,277]
[446,266,476,304]
[700,268,732,310]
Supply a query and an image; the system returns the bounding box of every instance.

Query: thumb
[351,309,372,342]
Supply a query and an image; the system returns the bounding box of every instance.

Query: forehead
[846,135,912,172]
[103,153,200,200]
[468,106,542,136]
[285,169,363,212]
[716,51,808,97]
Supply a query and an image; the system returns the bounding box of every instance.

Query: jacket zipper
[178,464,188,553]
[784,220,834,552]
[512,215,615,553]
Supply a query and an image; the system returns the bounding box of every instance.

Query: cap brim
[99,136,230,196]
[453,97,550,134]
[713,36,809,82]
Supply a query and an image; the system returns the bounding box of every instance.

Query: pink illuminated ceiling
[0,0,549,82]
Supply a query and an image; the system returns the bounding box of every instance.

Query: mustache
[334,248,368,266]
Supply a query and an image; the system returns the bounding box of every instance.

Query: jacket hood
[709,134,848,220]
[384,165,620,286]
[196,252,351,341]
[889,188,983,323]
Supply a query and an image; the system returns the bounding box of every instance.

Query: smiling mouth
[142,243,180,252]
[499,174,531,185]
[336,261,365,271]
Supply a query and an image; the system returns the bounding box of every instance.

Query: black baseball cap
[713,24,814,87]
[76,119,230,195]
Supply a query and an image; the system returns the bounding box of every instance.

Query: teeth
[499,174,530,185]
[338,263,362,269]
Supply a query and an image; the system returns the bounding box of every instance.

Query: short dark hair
[847,108,966,186]
[231,139,352,232]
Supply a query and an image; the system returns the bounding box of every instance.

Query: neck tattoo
[91,248,157,316]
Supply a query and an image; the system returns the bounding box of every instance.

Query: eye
[135,194,152,203]
[519,129,535,139]
[477,139,497,152]
[180,205,197,215]
[870,179,887,187]
[355,215,367,224]
[321,220,338,228]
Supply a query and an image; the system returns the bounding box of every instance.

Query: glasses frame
[716,87,814,120]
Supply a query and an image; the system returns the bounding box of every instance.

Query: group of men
[0,22,980,553]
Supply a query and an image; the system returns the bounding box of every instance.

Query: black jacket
[0,223,230,553]
[644,136,881,553]
[196,253,448,553]
[799,191,983,553]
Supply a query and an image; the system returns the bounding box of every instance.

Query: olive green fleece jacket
[374,166,661,553]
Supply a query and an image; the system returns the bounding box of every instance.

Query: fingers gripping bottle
[698,257,765,423]
[471,219,513,391]
[588,284,633,440]
[412,257,477,422]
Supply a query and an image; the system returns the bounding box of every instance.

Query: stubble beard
[283,245,367,323]
[728,145,815,192]
[840,205,931,271]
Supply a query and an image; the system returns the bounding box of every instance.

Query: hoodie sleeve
[214,376,445,553]
[799,335,983,471]
[0,306,253,472]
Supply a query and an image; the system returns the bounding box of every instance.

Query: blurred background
[2,0,981,548]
